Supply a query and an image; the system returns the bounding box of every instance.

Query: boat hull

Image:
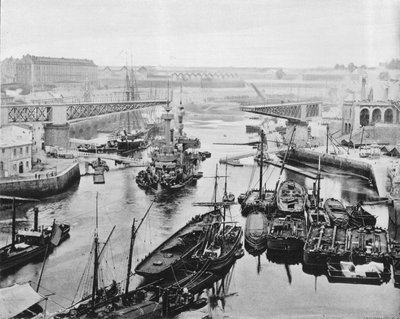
[267,237,304,252]
[0,244,50,273]
[135,210,221,280]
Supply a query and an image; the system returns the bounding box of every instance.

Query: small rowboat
[324,198,349,227]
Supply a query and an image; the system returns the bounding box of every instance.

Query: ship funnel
[34,207,39,231]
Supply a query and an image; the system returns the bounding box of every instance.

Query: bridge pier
[44,123,70,150]
[286,121,308,147]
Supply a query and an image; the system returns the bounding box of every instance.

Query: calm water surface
[1,114,399,318]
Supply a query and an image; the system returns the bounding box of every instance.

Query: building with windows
[0,125,33,178]
[15,55,98,88]
[1,57,18,84]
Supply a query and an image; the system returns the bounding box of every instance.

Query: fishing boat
[347,226,391,267]
[135,168,159,190]
[347,203,376,227]
[244,208,268,256]
[276,180,307,215]
[326,261,390,285]
[53,197,165,319]
[307,207,331,226]
[190,165,243,274]
[192,221,243,274]
[324,198,350,227]
[391,242,400,288]
[266,214,306,252]
[135,210,221,280]
[226,159,243,167]
[0,206,70,273]
[303,225,350,267]
[240,130,275,216]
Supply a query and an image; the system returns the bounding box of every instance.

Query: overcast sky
[1,0,399,67]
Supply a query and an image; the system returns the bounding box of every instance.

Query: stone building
[15,55,98,88]
[1,57,17,84]
[0,125,33,178]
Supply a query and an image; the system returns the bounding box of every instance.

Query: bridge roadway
[240,100,322,122]
[1,99,169,125]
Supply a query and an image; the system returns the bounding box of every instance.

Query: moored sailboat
[244,208,268,256]
[134,210,221,280]
[324,198,350,228]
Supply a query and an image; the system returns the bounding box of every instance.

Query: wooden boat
[226,159,243,167]
[276,180,307,215]
[303,225,350,267]
[0,206,70,273]
[189,165,243,274]
[135,169,158,190]
[326,261,390,285]
[390,242,400,288]
[162,174,194,190]
[244,208,268,256]
[135,210,221,280]
[53,197,164,319]
[346,204,376,227]
[192,223,243,274]
[347,227,391,267]
[266,214,306,252]
[307,207,331,227]
[240,189,275,217]
[240,130,275,217]
[324,198,350,228]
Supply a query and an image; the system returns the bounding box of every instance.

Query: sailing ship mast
[11,197,16,248]
[259,130,264,198]
[91,193,99,312]
[274,126,297,195]
[125,200,155,295]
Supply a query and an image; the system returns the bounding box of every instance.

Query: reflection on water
[1,115,400,317]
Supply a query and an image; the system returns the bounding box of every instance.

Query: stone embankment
[0,162,80,199]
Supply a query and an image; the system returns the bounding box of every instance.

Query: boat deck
[135,211,220,276]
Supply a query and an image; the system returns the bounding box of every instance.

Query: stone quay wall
[0,162,80,199]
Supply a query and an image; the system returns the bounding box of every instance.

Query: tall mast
[325,125,329,154]
[91,193,99,311]
[125,200,154,296]
[224,161,228,197]
[11,197,16,247]
[274,126,296,195]
[259,130,264,197]
[125,219,136,295]
[214,164,218,210]
[316,156,321,222]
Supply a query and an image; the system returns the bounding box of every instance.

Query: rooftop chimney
[361,77,366,101]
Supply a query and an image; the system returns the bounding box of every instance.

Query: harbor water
[1,110,399,318]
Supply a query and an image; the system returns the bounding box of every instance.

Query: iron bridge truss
[240,101,321,122]
[7,105,52,122]
[66,100,168,121]
[5,100,169,123]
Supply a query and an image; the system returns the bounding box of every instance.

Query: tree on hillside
[275,68,285,80]
[347,62,356,72]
